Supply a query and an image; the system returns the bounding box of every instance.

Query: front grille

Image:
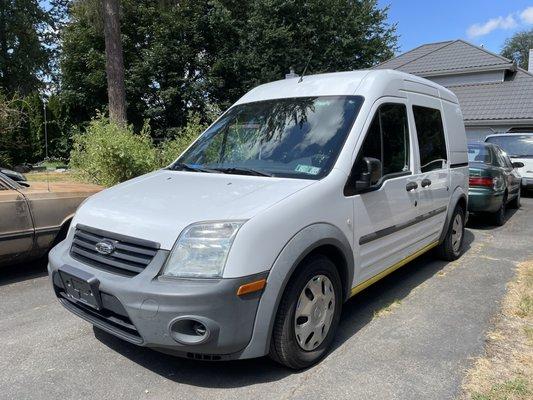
[70,224,159,277]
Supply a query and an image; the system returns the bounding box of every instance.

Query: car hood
[510,157,533,178]
[72,170,315,249]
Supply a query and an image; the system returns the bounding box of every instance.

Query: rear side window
[413,106,447,172]
[354,103,410,178]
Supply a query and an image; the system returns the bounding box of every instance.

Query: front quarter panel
[238,222,353,359]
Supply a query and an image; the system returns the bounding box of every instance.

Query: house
[373,39,533,142]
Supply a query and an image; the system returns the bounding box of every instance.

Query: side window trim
[344,101,412,196]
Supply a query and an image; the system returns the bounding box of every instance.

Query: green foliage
[69,114,157,186]
[158,112,207,167]
[0,0,53,95]
[207,0,397,108]
[501,29,533,70]
[60,0,397,134]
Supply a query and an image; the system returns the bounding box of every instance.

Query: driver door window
[350,103,410,193]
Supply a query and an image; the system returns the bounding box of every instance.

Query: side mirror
[512,161,524,169]
[356,157,382,192]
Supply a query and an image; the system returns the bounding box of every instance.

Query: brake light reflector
[469,177,493,187]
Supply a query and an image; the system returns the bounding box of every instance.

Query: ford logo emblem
[95,240,115,255]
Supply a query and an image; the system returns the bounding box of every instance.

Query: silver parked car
[0,172,101,267]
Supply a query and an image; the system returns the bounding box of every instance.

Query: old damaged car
[467,142,522,225]
[0,172,101,267]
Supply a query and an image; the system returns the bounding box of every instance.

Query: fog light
[169,317,212,345]
[192,321,207,336]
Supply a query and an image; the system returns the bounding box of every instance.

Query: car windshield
[172,96,364,179]
[0,172,21,189]
[468,144,492,164]
[485,135,533,158]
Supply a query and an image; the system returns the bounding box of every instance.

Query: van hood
[511,156,533,178]
[72,170,314,249]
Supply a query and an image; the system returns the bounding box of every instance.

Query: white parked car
[48,70,468,369]
[485,133,533,194]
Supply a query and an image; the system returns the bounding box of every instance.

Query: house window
[413,106,447,172]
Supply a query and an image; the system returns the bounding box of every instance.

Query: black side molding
[359,206,447,245]
[450,162,468,168]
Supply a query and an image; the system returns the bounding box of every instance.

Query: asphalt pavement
[1,198,532,400]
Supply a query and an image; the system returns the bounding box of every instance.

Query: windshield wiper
[170,162,219,173]
[212,167,273,177]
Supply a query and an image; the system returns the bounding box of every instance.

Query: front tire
[269,255,342,370]
[436,205,465,261]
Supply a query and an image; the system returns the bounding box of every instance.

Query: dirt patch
[459,260,533,399]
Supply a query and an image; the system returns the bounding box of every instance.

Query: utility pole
[102,0,127,125]
[43,99,48,160]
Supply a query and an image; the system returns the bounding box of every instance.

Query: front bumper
[48,240,267,360]
[468,188,503,213]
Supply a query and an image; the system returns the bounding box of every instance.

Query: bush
[157,112,206,167]
[70,115,157,186]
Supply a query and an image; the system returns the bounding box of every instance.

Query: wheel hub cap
[451,213,463,253]
[294,275,336,351]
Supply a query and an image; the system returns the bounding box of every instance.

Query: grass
[471,378,530,400]
[460,260,533,400]
[25,171,83,183]
[373,299,402,318]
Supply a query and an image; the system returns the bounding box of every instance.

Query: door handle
[406,181,418,191]
[421,178,432,188]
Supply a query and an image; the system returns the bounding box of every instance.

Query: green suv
[468,142,523,225]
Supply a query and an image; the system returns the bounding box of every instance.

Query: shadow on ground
[0,258,48,287]
[93,230,476,388]
[467,208,518,230]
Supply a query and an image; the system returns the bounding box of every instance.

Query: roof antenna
[298,53,313,83]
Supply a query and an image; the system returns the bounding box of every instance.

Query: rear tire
[269,255,342,370]
[509,190,521,209]
[436,205,465,261]
[493,194,507,226]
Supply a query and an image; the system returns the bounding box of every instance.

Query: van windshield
[172,96,364,179]
[485,135,533,158]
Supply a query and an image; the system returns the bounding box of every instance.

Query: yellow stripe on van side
[349,241,439,298]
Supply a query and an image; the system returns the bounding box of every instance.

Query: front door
[348,99,425,286]
[0,178,34,265]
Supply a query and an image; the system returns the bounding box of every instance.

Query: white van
[485,133,533,193]
[48,70,468,369]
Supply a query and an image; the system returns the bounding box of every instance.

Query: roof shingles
[374,40,533,123]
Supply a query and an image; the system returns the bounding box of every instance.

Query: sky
[379,0,533,55]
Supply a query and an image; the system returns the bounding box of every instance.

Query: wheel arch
[439,187,467,244]
[52,214,74,246]
[238,223,354,359]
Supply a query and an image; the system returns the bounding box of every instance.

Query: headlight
[161,221,244,278]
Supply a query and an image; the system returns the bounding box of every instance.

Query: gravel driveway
[1,199,532,400]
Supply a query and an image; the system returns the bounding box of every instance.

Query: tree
[501,29,533,70]
[102,0,127,124]
[205,0,397,108]
[0,0,53,95]
[59,0,397,138]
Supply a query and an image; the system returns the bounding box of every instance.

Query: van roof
[235,69,458,105]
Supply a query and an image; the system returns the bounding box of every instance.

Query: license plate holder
[58,265,102,310]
